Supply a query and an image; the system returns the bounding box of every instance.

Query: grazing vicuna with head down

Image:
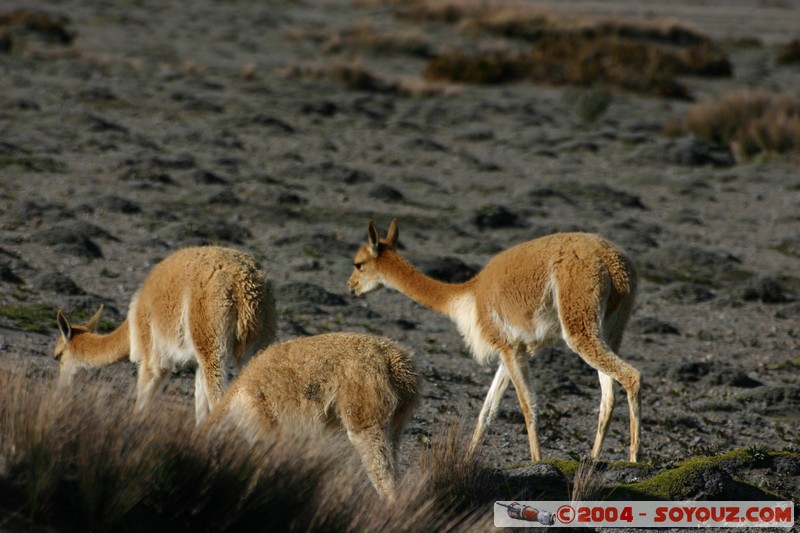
[54,246,278,424]
[349,219,641,463]
[204,332,419,499]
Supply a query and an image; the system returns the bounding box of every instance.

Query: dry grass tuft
[570,457,604,502]
[0,369,495,530]
[395,0,710,47]
[285,21,433,57]
[283,60,454,97]
[424,49,528,84]
[394,0,729,98]
[776,38,800,65]
[415,421,496,510]
[424,34,721,98]
[678,89,800,161]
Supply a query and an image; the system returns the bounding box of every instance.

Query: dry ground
[0,0,798,523]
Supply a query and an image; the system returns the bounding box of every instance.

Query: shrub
[0,369,492,531]
[425,35,700,99]
[284,60,452,96]
[681,89,800,160]
[776,38,800,65]
[424,49,529,84]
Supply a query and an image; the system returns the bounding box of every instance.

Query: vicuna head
[348,219,399,297]
[53,305,104,381]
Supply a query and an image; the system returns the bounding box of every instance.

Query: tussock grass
[0,368,492,531]
[393,0,729,98]
[424,49,528,84]
[415,421,496,510]
[285,21,433,57]
[776,38,800,65]
[569,457,603,502]
[398,0,709,47]
[672,89,800,161]
[283,60,456,97]
[425,35,717,98]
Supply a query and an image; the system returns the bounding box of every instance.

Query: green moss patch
[0,304,57,333]
[0,303,117,334]
[618,449,794,500]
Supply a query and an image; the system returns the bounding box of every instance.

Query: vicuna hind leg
[347,426,396,499]
[189,306,234,424]
[560,302,641,462]
[388,395,417,478]
[135,360,168,413]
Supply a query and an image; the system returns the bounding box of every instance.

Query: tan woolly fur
[204,332,419,500]
[53,246,278,424]
[348,219,641,463]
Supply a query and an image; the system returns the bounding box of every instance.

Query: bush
[776,38,800,65]
[0,369,493,531]
[680,89,800,160]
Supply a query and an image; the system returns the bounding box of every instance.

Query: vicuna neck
[380,250,470,315]
[72,319,130,366]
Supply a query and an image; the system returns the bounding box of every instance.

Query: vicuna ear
[86,304,104,332]
[385,218,399,248]
[56,310,72,340]
[368,220,380,257]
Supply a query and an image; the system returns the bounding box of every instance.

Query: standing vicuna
[348,219,641,463]
[203,332,419,499]
[53,246,278,424]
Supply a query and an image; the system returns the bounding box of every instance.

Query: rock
[632,316,680,335]
[403,137,447,151]
[369,184,404,202]
[305,161,374,184]
[0,263,23,284]
[77,86,117,101]
[277,282,346,306]
[248,114,295,133]
[742,277,794,304]
[159,219,251,245]
[489,463,568,500]
[7,199,74,226]
[640,244,751,288]
[735,385,800,411]
[84,112,128,134]
[417,256,479,283]
[277,192,308,205]
[775,302,800,319]
[94,195,141,214]
[774,455,800,477]
[300,101,338,117]
[473,205,524,230]
[31,224,103,258]
[191,169,228,184]
[673,137,735,167]
[660,282,716,304]
[553,182,646,210]
[708,368,762,388]
[667,361,710,383]
[682,465,770,499]
[31,271,83,295]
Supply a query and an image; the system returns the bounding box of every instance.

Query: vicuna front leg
[469,363,510,454]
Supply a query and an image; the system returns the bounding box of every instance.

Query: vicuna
[348,219,641,462]
[204,332,419,499]
[54,246,278,424]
